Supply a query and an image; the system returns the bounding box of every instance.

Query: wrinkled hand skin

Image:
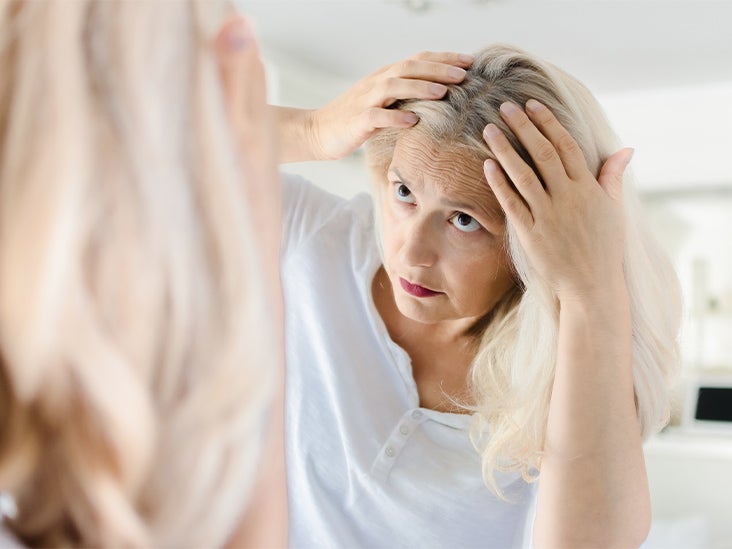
[481,99,633,303]
[275,51,474,163]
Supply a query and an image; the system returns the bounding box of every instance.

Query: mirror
[241,1,732,546]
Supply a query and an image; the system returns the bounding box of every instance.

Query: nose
[398,217,438,268]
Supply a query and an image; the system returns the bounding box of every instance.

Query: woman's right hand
[276,51,473,162]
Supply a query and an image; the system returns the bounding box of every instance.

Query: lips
[399,277,442,298]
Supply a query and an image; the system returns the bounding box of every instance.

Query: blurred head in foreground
[0,0,281,545]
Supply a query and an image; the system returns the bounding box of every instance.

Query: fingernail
[225,18,252,51]
[484,158,498,173]
[429,83,447,96]
[404,112,419,124]
[458,54,474,64]
[500,101,520,116]
[483,123,501,139]
[624,148,635,166]
[447,66,467,80]
[526,99,545,113]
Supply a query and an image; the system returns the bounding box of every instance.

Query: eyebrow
[390,167,441,198]
[388,167,504,227]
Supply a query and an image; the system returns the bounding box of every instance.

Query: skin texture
[380,134,515,331]
[271,52,650,548]
[272,51,474,163]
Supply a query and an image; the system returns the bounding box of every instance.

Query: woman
[0,2,284,547]
[262,46,681,547]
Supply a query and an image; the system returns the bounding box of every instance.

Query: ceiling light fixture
[392,0,497,13]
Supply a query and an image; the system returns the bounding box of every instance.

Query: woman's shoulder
[281,172,374,253]
[281,172,371,216]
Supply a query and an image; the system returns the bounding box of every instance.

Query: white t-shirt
[0,525,23,549]
[281,174,536,548]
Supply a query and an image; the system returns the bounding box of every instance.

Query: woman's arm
[482,100,649,548]
[540,285,647,548]
[216,17,288,547]
[271,52,474,163]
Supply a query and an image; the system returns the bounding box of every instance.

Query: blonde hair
[0,0,276,546]
[366,44,682,497]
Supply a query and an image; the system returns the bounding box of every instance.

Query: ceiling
[241,0,732,95]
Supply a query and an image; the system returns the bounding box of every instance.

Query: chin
[393,293,449,324]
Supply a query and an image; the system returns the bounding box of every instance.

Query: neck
[372,266,478,412]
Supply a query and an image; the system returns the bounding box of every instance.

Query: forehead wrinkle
[391,135,505,228]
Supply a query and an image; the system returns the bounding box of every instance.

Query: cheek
[379,199,402,256]
[448,249,514,302]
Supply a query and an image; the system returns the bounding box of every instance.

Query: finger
[483,158,534,230]
[498,101,569,192]
[368,77,449,107]
[372,51,472,73]
[360,108,420,131]
[524,99,589,181]
[411,51,475,68]
[216,16,266,140]
[482,123,550,212]
[342,109,420,150]
[215,15,279,247]
[385,59,468,84]
[598,148,633,202]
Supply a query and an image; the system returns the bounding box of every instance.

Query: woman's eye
[450,212,482,233]
[394,183,416,204]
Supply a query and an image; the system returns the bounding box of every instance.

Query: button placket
[371,408,429,481]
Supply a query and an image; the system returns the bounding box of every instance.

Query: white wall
[599,83,732,191]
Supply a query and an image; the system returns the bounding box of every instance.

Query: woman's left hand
[481,100,633,303]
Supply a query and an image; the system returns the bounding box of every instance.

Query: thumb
[598,147,633,202]
[215,16,265,129]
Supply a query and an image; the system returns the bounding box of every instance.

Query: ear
[597,147,634,202]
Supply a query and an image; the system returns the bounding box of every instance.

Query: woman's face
[380,133,516,329]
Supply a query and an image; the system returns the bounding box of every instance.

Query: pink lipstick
[399,277,441,298]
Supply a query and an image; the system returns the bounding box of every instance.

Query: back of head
[367,44,682,496]
[0,0,275,545]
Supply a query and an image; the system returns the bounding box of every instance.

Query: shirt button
[399,424,410,435]
[385,446,396,458]
[411,410,423,420]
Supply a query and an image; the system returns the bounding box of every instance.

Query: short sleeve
[280,172,349,255]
